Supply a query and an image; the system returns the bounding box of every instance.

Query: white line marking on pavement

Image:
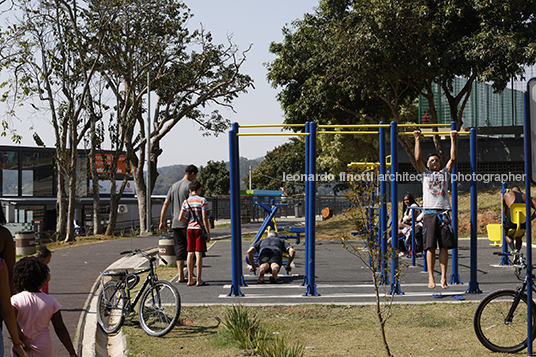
[224,283,436,289]
[218,291,470,299]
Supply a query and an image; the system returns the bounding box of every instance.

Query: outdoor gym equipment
[245,201,298,274]
[228,120,481,297]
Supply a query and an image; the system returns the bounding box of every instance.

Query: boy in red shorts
[178,180,211,286]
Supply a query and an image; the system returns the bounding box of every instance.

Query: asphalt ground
[177,237,532,305]
[3,217,533,356]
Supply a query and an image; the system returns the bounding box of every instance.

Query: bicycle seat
[100,270,127,277]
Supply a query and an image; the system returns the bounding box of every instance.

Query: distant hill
[153,164,188,195]
[153,157,263,195]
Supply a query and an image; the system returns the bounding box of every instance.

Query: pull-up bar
[398,123,451,127]
[236,133,309,136]
[239,124,306,128]
[318,123,451,128]
[317,131,379,135]
[318,124,390,128]
[398,131,471,136]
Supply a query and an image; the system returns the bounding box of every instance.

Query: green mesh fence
[418,78,524,128]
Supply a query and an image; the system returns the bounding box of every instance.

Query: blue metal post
[499,182,510,266]
[302,122,310,287]
[304,122,319,296]
[466,128,481,294]
[450,121,462,284]
[234,123,245,287]
[411,209,416,266]
[228,123,244,296]
[389,121,402,295]
[523,85,533,355]
[379,122,388,283]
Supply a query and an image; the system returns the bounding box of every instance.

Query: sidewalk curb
[77,248,159,357]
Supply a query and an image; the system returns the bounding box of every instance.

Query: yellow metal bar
[347,162,391,168]
[398,131,470,136]
[236,133,309,136]
[398,123,450,127]
[318,124,390,128]
[239,124,306,128]
[317,131,379,135]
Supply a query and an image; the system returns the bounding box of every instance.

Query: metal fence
[208,195,350,222]
[418,78,524,128]
[418,65,536,128]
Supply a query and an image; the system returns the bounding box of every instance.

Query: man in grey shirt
[159,164,198,282]
[414,129,457,290]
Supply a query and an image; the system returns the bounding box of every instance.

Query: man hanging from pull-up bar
[414,129,458,289]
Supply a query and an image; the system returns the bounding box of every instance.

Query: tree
[92,0,253,233]
[341,166,406,357]
[267,0,536,169]
[266,0,422,168]
[197,160,230,197]
[0,0,105,242]
[248,139,305,195]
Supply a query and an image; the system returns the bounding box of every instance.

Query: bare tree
[340,167,407,357]
[93,0,253,233]
[0,0,106,242]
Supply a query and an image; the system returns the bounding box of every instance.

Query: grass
[121,303,526,357]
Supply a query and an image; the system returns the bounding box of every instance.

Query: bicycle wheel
[473,289,536,353]
[138,280,181,337]
[97,281,126,334]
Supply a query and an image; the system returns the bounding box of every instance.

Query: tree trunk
[105,178,118,236]
[65,171,77,242]
[89,120,102,235]
[131,159,148,234]
[56,172,67,242]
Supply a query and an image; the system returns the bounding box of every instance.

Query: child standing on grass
[11,257,78,357]
[36,246,52,294]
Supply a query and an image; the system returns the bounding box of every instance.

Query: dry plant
[340,167,407,357]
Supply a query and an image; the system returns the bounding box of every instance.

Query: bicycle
[96,249,181,337]
[473,251,536,353]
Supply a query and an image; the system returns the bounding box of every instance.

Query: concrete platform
[173,237,531,306]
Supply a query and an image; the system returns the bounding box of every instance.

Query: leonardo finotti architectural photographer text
[282,172,525,184]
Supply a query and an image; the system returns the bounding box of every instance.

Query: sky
[163,0,319,168]
[3,0,319,169]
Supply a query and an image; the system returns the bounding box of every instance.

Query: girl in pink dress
[11,257,77,357]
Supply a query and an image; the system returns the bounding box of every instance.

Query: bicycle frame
[99,257,159,315]
[497,253,536,324]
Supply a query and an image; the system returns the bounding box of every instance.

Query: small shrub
[218,305,304,356]
[220,305,264,349]
[257,336,304,357]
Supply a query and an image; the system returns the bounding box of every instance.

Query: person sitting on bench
[502,186,536,252]
[247,231,296,284]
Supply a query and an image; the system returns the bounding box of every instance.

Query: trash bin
[15,231,36,256]
[158,236,176,267]
[294,203,303,218]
